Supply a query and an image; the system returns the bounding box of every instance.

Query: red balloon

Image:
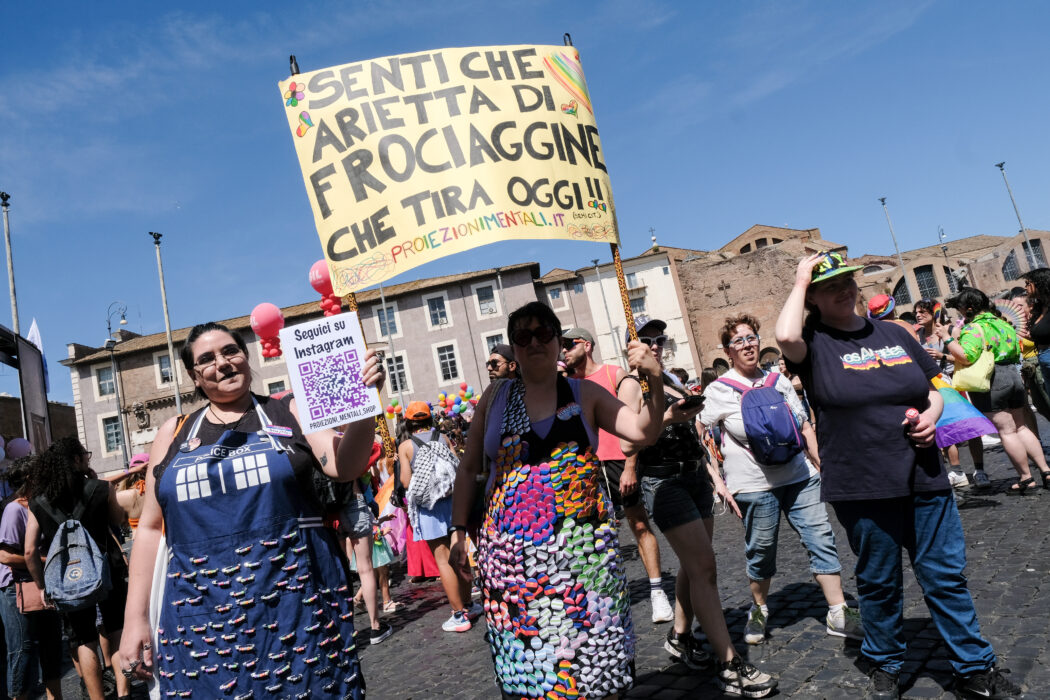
[309,260,334,296]
[250,303,285,339]
[459,382,468,391]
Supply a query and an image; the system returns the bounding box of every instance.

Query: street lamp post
[995,162,1037,271]
[0,192,19,335]
[878,197,917,303]
[107,303,131,468]
[150,232,183,412]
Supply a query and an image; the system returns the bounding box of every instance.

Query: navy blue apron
[155,398,365,699]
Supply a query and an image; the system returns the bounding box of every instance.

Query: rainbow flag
[931,375,997,448]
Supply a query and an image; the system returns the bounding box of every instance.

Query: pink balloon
[309,260,334,296]
[6,438,32,459]
[250,303,285,339]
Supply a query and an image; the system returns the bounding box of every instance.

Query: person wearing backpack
[700,314,863,647]
[397,402,478,633]
[23,443,129,700]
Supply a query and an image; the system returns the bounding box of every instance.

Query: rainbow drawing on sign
[284,81,305,107]
[296,112,314,138]
[544,51,592,114]
[561,99,578,117]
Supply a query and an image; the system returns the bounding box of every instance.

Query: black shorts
[969,364,1026,413]
[600,460,642,509]
[64,573,127,647]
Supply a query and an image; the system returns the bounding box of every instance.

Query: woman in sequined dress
[118,322,384,699]
[450,302,666,700]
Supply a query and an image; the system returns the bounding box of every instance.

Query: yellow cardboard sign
[279,45,619,295]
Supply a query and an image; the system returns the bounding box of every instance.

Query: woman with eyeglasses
[118,322,384,699]
[449,301,666,700]
[618,318,778,697]
[700,314,862,648]
[776,253,1027,700]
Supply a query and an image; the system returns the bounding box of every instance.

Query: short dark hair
[946,287,992,318]
[507,301,562,342]
[719,314,760,349]
[180,322,250,399]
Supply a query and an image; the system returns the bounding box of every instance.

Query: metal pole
[995,162,1037,270]
[592,259,626,370]
[878,197,917,303]
[377,282,406,409]
[1,192,19,335]
[150,232,183,413]
[495,268,507,317]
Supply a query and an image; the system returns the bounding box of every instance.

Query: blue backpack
[717,372,804,466]
[35,481,113,612]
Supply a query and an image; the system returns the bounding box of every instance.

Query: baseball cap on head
[625,317,667,345]
[562,328,594,344]
[490,344,515,362]
[867,294,896,320]
[811,252,862,285]
[405,401,431,420]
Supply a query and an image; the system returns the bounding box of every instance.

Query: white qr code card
[280,311,382,433]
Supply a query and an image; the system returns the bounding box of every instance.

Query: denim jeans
[640,470,714,532]
[1037,347,1050,392]
[0,584,64,696]
[832,491,995,675]
[734,474,842,581]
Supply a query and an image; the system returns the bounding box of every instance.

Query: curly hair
[1,456,37,496]
[719,314,761,350]
[24,448,86,510]
[1020,268,1050,330]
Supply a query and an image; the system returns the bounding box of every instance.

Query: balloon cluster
[310,260,342,317]
[384,398,403,420]
[436,382,479,416]
[251,302,285,358]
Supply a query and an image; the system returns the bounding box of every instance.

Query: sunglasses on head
[511,325,557,347]
[638,335,668,347]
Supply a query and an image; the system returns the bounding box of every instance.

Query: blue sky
[2,1,1048,405]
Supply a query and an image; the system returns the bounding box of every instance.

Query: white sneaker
[441,611,471,632]
[947,471,969,489]
[743,605,767,645]
[981,434,1001,447]
[650,589,674,623]
[826,604,865,640]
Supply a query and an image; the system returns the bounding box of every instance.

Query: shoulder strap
[716,377,750,394]
[33,495,70,529]
[604,364,615,389]
[173,413,190,439]
[615,374,639,393]
[70,479,103,522]
[410,434,427,450]
[763,372,780,388]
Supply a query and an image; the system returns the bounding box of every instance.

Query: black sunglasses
[560,338,584,351]
[485,359,506,369]
[511,325,557,347]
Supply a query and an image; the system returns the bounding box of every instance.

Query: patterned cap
[811,251,862,284]
[867,294,896,319]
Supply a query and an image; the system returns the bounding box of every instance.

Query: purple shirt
[0,500,29,588]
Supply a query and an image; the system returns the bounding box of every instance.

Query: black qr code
[298,349,367,420]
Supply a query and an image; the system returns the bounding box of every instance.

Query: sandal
[383,600,403,613]
[1008,477,1035,495]
[1040,470,1050,490]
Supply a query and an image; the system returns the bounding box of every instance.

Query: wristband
[943,336,954,345]
[448,525,467,534]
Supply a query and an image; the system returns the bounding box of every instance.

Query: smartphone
[677,395,705,410]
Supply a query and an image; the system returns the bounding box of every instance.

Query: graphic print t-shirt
[786,319,946,501]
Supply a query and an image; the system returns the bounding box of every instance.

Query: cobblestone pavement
[50,440,1049,699]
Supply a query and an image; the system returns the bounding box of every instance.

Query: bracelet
[943,336,954,345]
[448,525,467,534]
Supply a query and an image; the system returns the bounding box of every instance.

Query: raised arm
[776,254,823,364]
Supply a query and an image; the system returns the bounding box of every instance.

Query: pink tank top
[584,364,626,462]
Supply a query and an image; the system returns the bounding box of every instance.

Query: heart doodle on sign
[561,100,578,117]
[295,112,314,138]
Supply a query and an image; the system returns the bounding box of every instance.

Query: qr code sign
[298,349,368,420]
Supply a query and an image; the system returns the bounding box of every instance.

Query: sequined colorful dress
[478,377,634,699]
[153,396,364,699]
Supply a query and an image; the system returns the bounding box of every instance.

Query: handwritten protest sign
[280,312,381,432]
[279,45,619,295]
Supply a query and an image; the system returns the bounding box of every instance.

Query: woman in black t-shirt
[775,252,1027,700]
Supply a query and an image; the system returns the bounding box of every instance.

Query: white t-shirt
[700,369,816,495]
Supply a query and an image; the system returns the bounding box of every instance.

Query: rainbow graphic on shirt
[840,344,914,371]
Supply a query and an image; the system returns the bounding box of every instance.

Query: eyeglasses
[511,325,557,347]
[561,338,584,351]
[81,452,92,460]
[638,335,668,348]
[485,359,506,369]
[727,334,759,349]
[193,344,245,369]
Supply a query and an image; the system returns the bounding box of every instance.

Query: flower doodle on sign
[284,82,305,107]
[295,112,314,138]
[561,99,578,117]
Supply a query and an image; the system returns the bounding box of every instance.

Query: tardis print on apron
[155,397,364,699]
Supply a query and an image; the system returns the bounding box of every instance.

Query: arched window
[712,358,730,375]
[1002,251,1020,281]
[759,347,781,368]
[863,265,884,275]
[914,265,940,300]
[892,278,912,306]
[740,243,752,253]
[943,266,960,295]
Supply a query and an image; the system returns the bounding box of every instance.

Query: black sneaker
[955,666,1029,699]
[664,628,712,670]
[868,667,900,699]
[717,656,777,698]
[369,621,394,645]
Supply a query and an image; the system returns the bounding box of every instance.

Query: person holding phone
[619,317,778,697]
[700,314,862,647]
